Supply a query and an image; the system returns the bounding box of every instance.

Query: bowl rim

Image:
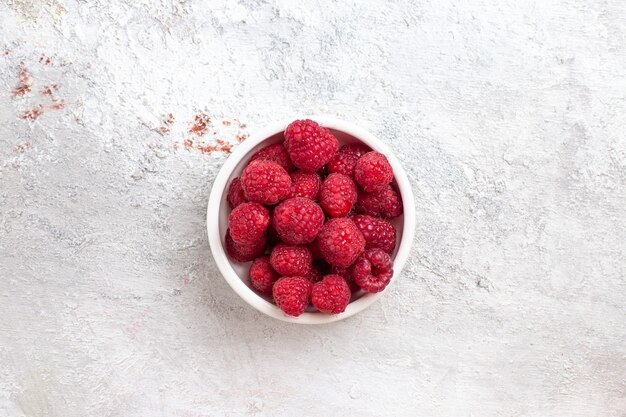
[207,116,415,324]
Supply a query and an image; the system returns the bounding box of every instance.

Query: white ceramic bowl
[207,116,415,324]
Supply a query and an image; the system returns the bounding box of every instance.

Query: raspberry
[330,265,359,292]
[341,143,372,158]
[227,177,247,209]
[225,230,267,262]
[289,170,321,200]
[354,151,394,193]
[327,151,359,177]
[352,214,397,253]
[228,202,269,244]
[317,218,365,267]
[319,173,357,218]
[273,197,324,245]
[356,185,403,218]
[249,143,294,172]
[311,274,351,314]
[241,160,291,205]
[272,276,312,317]
[355,189,380,217]
[270,244,312,277]
[284,119,338,171]
[351,248,393,293]
[377,184,403,218]
[327,144,371,177]
[249,256,279,295]
[308,262,324,283]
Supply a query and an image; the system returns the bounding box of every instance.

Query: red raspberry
[249,143,294,172]
[289,170,321,200]
[377,185,403,218]
[351,248,393,293]
[319,173,357,218]
[317,218,365,268]
[355,189,380,217]
[341,143,372,158]
[227,177,247,209]
[228,202,269,245]
[327,151,359,177]
[354,151,394,193]
[225,230,266,262]
[330,265,360,292]
[307,262,324,283]
[356,185,403,218]
[311,274,351,314]
[284,119,338,171]
[272,276,312,317]
[326,143,371,177]
[249,256,279,295]
[273,197,324,245]
[270,244,312,277]
[352,214,397,253]
[241,160,291,205]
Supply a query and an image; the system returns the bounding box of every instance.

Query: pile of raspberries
[225,119,403,317]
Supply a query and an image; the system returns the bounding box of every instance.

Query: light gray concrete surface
[1,1,625,416]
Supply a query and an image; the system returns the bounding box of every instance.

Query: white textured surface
[1,1,625,416]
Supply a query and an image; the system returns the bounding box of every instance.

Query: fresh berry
[351,248,393,293]
[270,244,312,277]
[330,265,359,292]
[341,143,372,158]
[377,184,403,218]
[273,197,324,245]
[249,256,279,295]
[228,202,269,245]
[273,276,313,317]
[308,262,324,283]
[355,189,380,217]
[352,214,397,253]
[327,151,359,177]
[327,144,371,177]
[317,218,365,267]
[284,119,338,171]
[354,151,394,193]
[311,275,351,314]
[356,185,403,218]
[241,160,291,205]
[227,177,247,209]
[289,171,321,200]
[225,230,266,262]
[249,143,294,172]
[319,173,357,218]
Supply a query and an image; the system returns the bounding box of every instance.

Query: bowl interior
[216,127,405,311]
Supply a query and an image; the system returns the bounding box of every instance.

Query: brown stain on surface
[38,53,52,65]
[189,113,211,136]
[14,142,33,153]
[41,84,60,96]
[48,98,65,110]
[159,113,175,134]
[183,138,232,154]
[12,64,32,97]
[12,55,66,122]
[20,106,43,121]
